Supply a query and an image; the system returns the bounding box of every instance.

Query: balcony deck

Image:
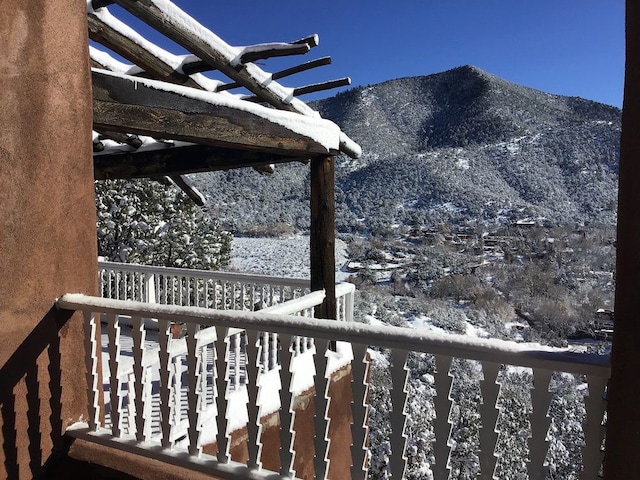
[56,262,610,479]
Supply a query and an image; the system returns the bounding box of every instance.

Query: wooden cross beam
[94,144,307,179]
[92,69,340,156]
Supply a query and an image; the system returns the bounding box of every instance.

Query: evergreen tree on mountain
[95,178,231,270]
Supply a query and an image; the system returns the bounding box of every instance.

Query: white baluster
[171,351,183,432]
[528,368,553,480]
[390,349,409,479]
[131,316,148,441]
[345,290,354,323]
[270,333,278,371]
[106,313,124,437]
[581,375,607,479]
[234,333,242,389]
[158,318,173,447]
[83,311,101,430]
[186,276,193,306]
[350,344,370,480]
[433,354,453,480]
[223,281,229,310]
[124,272,130,300]
[479,361,501,479]
[245,330,262,470]
[313,340,330,480]
[214,327,230,463]
[186,322,203,456]
[278,333,295,477]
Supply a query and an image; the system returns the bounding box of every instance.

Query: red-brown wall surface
[0,1,97,478]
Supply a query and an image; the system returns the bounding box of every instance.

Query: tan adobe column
[0,1,96,477]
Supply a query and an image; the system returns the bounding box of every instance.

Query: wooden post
[310,156,337,320]
[604,2,640,478]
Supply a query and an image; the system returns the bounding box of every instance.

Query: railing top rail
[97,260,311,288]
[260,290,325,315]
[58,294,610,377]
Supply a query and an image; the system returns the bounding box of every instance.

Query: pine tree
[96,178,231,270]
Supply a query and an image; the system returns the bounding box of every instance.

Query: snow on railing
[59,294,609,480]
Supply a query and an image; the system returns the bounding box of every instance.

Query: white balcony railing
[96,261,354,391]
[59,288,609,480]
[98,260,312,311]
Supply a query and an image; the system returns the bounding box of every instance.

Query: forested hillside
[192,65,620,235]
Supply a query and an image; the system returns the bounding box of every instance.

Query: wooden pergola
[88,0,361,320]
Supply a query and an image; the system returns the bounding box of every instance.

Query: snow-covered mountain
[193,65,621,234]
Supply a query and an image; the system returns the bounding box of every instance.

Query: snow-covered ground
[225,235,349,281]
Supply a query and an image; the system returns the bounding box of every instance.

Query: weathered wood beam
[113,0,361,159]
[239,43,310,64]
[92,70,337,156]
[243,78,351,103]
[169,175,206,206]
[216,57,332,92]
[179,59,209,76]
[292,34,320,48]
[179,44,323,77]
[88,10,202,88]
[273,56,332,81]
[310,156,336,320]
[94,144,308,179]
[294,77,351,97]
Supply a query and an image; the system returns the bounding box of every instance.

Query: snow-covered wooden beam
[92,69,341,155]
[243,77,352,103]
[294,77,351,96]
[113,0,361,159]
[181,35,319,76]
[88,9,202,88]
[216,57,333,92]
[94,144,306,179]
[180,42,311,75]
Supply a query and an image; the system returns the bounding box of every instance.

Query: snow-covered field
[225,235,349,280]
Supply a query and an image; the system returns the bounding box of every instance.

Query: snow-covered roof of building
[88,0,361,187]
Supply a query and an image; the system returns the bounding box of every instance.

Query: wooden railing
[58,293,609,480]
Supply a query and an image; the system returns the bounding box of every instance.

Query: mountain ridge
[193,66,621,234]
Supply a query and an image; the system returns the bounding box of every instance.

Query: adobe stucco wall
[0,1,97,478]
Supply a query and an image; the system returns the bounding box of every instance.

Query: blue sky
[123,1,625,107]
